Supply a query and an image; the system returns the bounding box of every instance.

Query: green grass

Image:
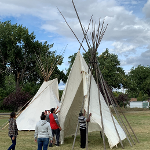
[0,111,150,150]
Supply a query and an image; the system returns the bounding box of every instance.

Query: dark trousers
[8,135,16,150]
[52,128,60,145]
[80,128,86,148]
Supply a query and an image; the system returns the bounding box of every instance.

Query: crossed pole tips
[35,44,67,82]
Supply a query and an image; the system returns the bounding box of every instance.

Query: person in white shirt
[34,112,53,150]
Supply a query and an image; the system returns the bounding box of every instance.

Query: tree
[0,75,15,109]
[127,65,150,97]
[22,82,41,96]
[141,76,150,97]
[0,21,67,89]
[113,91,121,98]
[116,93,129,108]
[137,91,149,101]
[97,49,127,89]
[0,21,67,111]
[137,91,143,101]
[59,90,63,100]
[0,21,36,89]
[3,88,32,111]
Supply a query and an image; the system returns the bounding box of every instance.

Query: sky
[0,0,150,90]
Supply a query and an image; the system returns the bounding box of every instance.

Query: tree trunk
[16,72,20,90]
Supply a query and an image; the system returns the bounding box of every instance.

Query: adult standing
[8,112,18,150]
[49,108,61,146]
[45,110,50,123]
[34,112,53,150]
[78,109,91,149]
[45,110,52,147]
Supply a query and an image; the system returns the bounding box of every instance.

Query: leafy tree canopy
[0,21,67,111]
[0,21,67,90]
[97,48,127,89]
[127,65,150,97]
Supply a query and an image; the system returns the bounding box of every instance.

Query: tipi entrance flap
[59,51,83,143]
[63,80,84,138]
[83,61,126,148]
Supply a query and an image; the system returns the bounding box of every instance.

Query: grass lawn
[0,111,150,150]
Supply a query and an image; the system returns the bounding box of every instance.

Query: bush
[116,93,129,108]
[3,88,32,111]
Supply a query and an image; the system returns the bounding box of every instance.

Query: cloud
[121,48,150,67]
[141,47,150,58]
[112,41,136,55]
[58,80,66,90]
[41,24,58,31]
[0,0,150,71]
[1,0,150,47]
[143,0,150,18]
[39,40,47,42]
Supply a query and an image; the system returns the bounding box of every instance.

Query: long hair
[40,112,46,120]
[10,112,16,118]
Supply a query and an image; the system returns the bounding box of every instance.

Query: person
[78,109,91,149]
[49,108,61,146]
[45,110,50,123]
[8,112,18,150]
[53,106,60,114]
[34,112,53,150]
[44,110,47,115]
[47,110,50,115]
[45,110,53,147]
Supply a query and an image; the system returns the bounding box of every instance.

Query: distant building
[130,101,149,108]
[130,98,137,102]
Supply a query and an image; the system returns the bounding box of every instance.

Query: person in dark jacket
[8,112,18,150]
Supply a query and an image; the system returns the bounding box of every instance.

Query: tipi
[16,50,63,130]
[58,1,139,149]
[59,51,126,149]
[16,78,60,130]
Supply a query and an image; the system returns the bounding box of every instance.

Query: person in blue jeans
[34,112,53,150]
[8,112,18,150]
[37,138,49,150]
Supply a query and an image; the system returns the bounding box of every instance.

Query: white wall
[130,101,143,108]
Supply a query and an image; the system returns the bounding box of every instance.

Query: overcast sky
[0,0,150,89]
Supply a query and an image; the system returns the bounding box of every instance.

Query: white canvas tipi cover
[59,51,126,148]
[17,78,60,130]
